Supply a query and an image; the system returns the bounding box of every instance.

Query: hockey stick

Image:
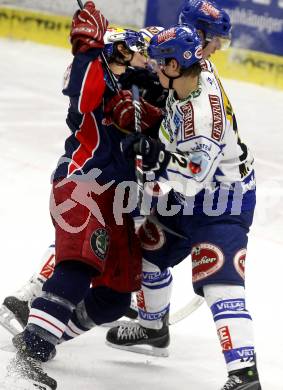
[132,84,147,214]
[169,295,204,325]
[76,0,119,93]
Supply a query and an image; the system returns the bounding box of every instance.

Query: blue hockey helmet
[147,24,202,69]
[103,27,146,59]
[179,0,231,40]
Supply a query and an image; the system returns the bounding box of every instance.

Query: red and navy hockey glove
[71,1,109,55]
[104,90,163,133]
[121,133,171,176]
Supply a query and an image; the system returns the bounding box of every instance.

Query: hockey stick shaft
[76,0,119,93]
[131,84,145,213]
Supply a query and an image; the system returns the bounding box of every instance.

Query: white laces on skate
[117,324,148,341]
[223,375,243,389]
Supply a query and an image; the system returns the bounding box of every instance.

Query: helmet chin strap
[161,69,182,89]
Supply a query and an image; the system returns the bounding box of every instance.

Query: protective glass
[206,34,231,50]
[147,58,166,73]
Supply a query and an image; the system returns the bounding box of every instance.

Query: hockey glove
[119,67,168,108]
[121,133,171,176]
[71,1,109,55]
[104,90,163,133]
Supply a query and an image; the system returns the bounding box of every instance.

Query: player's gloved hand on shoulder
[121,133,171,175]
[71,1,108,55]
[104,90,163,133]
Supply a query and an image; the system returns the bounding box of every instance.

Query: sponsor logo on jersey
[157,28,176,44]
[138,219,166,250]
[181,101,195,139]
[233,248,246,279]
[192,243,224,282]
[209,95,223,141]
[218,326,233,351]
[90,228,109,261]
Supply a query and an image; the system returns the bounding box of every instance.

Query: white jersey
[158,61,255,213]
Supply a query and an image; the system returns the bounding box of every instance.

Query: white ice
[0,38,282,389]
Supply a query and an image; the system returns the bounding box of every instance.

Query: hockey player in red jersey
[1,3,164,389]
[0,25,165,337]
[106,2,261,390]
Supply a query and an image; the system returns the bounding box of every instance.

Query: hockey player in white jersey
[106,19,261,390]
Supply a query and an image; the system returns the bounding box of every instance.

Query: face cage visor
[205,32,232,50]
[107,32,147,56]
[147,58,166,73]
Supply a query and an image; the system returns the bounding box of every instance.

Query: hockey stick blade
[169,296,204,325]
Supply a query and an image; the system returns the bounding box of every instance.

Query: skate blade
[0,343,16,352]
[105,340,169,357]
[0,376,53,390]
[0,305,23,336]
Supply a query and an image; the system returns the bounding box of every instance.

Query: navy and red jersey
[52,48,135,185]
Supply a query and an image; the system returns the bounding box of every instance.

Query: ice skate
[106,315,170,357]
[1,350,57,390]
[0,274,45,335]
[221,364,261,390]
[12,331,57,362]
[2,332,57,390]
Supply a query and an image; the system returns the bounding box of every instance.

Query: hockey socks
[62,286,131,341]
[137,259,172,330]
[204,284,256,372]
[23,261,93,361]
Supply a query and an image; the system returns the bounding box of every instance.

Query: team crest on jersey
[209,95,223,141]
[192,243,224,282]
[233,249,246,279]
[90,228,109,261]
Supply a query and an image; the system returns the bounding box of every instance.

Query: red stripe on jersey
[68,112,100,175]
[79,59,106,113]
[29,314,64,334]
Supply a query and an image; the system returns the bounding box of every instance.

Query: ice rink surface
[0,39,282,389]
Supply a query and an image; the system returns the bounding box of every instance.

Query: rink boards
[0,6,283,90]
